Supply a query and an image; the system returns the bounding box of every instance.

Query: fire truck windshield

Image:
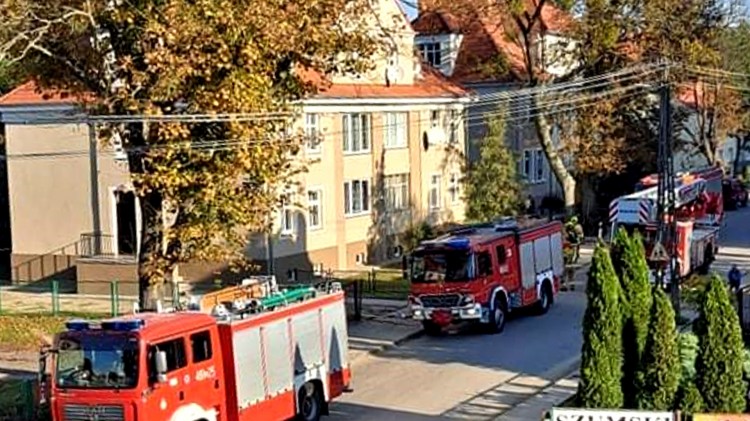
[410,250,473,283]
[55,333,139,389]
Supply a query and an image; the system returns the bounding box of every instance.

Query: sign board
[548,408,675,421]
[693,415,750,421]
[650,241,669,262]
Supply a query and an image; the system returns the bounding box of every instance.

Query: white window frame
[304,113,322,154]
[279,191,295,236]
[307,188,323,230]
[418,42,442,67]
[384,173,410,212]
[521,150,532,181]
[534,149,545,183]
[448,110,459,144]
[448,172,461,204]
[342,113,371,154]
[384,112,408,149]
[429,174,442,210]
[344,179,371,217]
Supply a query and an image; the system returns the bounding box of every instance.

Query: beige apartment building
[0,0,470,291]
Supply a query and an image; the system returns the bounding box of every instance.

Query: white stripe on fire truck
[639,201,650,223]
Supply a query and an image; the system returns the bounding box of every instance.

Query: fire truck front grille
[63,403,124,421]
[419,294,461,308]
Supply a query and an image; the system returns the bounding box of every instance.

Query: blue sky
[399,0,419,20]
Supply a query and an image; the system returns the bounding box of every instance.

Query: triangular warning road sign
[650,242,669,262]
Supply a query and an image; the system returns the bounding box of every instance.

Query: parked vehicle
[722,177,748,209]
[609,170,720,284]
[635,165,724,225]
[403,217,565,335]
[39,279,351,421]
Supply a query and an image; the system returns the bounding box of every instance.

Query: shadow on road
[361,290,586,378]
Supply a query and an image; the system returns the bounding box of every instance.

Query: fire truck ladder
[609,177,706,226]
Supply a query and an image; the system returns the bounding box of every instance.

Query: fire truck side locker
[217,291,350,421]
[516,224,565,308]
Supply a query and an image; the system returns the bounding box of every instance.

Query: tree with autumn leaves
[418,0,743,214]
[0,0,388,306]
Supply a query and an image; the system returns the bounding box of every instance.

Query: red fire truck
[635,165,724,225]
[609,169,722,283]
[38,282,351,421]
[404,217,565,334]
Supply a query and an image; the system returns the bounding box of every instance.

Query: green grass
[0,312,107,351]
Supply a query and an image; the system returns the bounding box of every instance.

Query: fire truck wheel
[487,296,507,334]
[535,283,553,315]
[297,381,323,421]
[422,321,443,336]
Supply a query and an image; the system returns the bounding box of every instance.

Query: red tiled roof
[412,0,572,83]
[0,81,91,106]
[676,82,706,109]
[4,59,468,108]
[298,62,469,99]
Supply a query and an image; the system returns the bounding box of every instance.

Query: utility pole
[655,63,679,315]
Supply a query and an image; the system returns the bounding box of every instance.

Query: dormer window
[418,42,442,67]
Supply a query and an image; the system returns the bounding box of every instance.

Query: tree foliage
[676,381,705,414]
[695,275,747,413]
[635,288,680,411]
[612,229,653,408]
[578,244,624,408]
[0,0,385,305]
[463,110,521,221]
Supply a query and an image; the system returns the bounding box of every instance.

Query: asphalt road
[329,206,750,421]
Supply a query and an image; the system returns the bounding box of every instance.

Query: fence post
[21,379,35,420]
[51,280,60,316]
[354,280,361,321]
[110,280,119,317]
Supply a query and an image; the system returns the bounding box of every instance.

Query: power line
[1,81,655,161]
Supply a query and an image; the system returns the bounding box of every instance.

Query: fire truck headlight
[459,294,475,306]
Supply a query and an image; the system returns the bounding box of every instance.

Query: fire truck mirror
[156,351,168,383]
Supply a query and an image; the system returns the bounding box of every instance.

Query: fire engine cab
[405,218,565,335]
[39,279,351,421]
[609,169,721,283]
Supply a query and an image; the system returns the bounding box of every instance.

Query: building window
[534,149,545,183]
[343,113,371,153]
[418,42,442,67]
[521,150,532,180]
[305,113,322,154]
[429,174,441,210]
[430,110,441,127]
[448,173,461,204]
[280,192,294,235]
[384,112,408,148]
[520,148,546,183]
[307,189,322,230]
[344,179,370,216]
[449,110,459,143]
[384,174,409,212]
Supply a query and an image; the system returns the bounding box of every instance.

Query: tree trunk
[533,106,577,215]
[137,190,165,310]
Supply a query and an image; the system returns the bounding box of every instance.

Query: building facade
[0,0,469,290]
[410,0,573,206]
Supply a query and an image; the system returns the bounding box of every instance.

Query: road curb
[349,327,424,365]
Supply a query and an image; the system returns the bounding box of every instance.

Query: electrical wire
[1,81,656,161]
